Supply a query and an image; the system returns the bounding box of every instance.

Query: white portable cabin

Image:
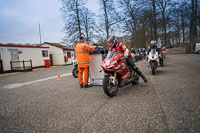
[42,42,74,65]
[0,44,49,72]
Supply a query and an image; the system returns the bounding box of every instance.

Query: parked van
[194,43,200,54]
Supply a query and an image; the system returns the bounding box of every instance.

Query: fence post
[30,60,32,71]
[23,60,25,71]
[10,61,13,71]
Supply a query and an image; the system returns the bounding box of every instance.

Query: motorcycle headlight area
[107,65,114,69]
[106,60,111,66]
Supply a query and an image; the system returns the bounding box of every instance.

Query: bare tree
[190,0,198,43]
[60,0,198,48]
[82,8,98,42]
[117,0,138,34]
[173,8,181,45]
[179,0,190,44]
[99,0,120,39]
[61,0,85,44]
[152,0,158,41]
[157,0,172,46]
[117,0,152,48]
[117,0,139,48]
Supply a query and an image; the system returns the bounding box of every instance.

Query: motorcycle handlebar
[117,58,127,63]
[117,59,121,63]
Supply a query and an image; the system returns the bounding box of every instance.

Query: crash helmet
[79,34,86,42]
[108,36,117,48]
[150,40,157,49]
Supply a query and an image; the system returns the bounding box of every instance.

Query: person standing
[75,35,94,88]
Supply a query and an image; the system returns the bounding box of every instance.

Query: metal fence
[10,60,32,71]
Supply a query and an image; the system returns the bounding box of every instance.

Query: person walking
[75,35,94,88]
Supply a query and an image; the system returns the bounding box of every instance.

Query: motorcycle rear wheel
[103,75,118,97]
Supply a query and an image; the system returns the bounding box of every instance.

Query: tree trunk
[181,10,185,44]
[102,0,110,39]
[176,13,180,45]
[85,12,89,41]
[194,0,198,41]
[190,0,195,43]
[162,11,167,46]
[76,1,82,38]
[168,23,171,46]
[150,15,153,40]
[152,0,157,41]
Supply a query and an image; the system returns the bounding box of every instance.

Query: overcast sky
[0,0,100,44]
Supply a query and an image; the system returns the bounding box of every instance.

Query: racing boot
[128,57,148,83]
[135,67,148,83]
[141,74,148,83]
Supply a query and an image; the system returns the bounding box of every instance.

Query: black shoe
[141,75,148,83]
[80,84,83,88]
[84,84,90,88]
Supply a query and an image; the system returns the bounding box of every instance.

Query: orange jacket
[75,42,94,67]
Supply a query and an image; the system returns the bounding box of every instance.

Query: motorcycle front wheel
[103,75,118,97]
[72,67,78,78]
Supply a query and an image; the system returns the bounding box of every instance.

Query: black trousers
[127,57,143,76]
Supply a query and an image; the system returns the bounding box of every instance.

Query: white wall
[42,44,65,65]
[42,44,75,65]
[0,46,49,71]
[42,44,63,55]
[18,47,49,67]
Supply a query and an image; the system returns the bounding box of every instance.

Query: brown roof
[43,42,65,48]
[63,47,74,51]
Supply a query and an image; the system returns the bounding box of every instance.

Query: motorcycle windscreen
[106,51,116,60]
[150,49,156,55]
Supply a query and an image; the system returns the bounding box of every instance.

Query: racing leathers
[110,42,148,83]
[147,45,164,66]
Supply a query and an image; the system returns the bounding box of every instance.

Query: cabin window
[67,52,71,58]
[42,50,48,57]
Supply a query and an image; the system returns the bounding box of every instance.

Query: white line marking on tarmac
[3,73,72,89]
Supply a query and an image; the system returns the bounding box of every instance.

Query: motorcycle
[134,51,140,62]
[163,50,167,58]
[101,51,139,97]
[148,49,159,75]
[72,60,78,78]
[140,51,145,60]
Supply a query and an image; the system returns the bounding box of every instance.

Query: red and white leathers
[109,40,148,83]
[109,41,131,59]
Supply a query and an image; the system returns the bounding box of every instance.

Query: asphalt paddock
[0,54,200,133]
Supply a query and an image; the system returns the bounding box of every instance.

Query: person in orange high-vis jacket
[75,35,94,88]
